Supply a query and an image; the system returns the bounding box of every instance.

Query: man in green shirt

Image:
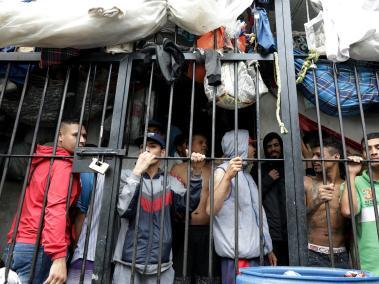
[341,132,379,275]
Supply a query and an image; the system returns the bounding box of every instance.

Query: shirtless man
[304,137,349,268]
[170,133,219,283]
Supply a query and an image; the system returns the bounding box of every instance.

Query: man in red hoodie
[5,119,87,284]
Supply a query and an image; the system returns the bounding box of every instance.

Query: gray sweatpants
[112,263,174,284]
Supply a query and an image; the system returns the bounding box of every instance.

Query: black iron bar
[311,63,335,267]
[92,58,131,283]
[130,62,155,284]
[29,67,72,282]
[208,65,217,283]
[156,83,174,283]
[4,67,49,283]
[182,61,196,279]
[233,39,239,280]
[68,65,95,284]
[102,59,132,282]
[79,63,113,284]
[354,64,379,244]
[66,65,93,217]
[85,64,98,131]
[0,63,11,108]
[255,62,264,266]
[332,62,360,268]
[0,64,31,198]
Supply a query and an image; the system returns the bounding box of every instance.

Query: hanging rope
[296,49,320,84]
[273,52,288,134]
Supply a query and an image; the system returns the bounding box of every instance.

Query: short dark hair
[192,132,208,141]
[361,132,379,148]
[174,134,187,147]
[61,118,80,125]
[313,136,342,157]
[60,118,82,130]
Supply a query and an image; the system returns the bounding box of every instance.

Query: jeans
[66,259,94,284]
[308,249,350,269]
[112,263,175,284]
[220,256,270,284]
[2,243,52,284]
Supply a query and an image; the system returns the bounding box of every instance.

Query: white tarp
[306,0,379,62]
[0,0,252,49]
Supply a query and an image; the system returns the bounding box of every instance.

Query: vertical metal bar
[274,0,308,266]
[0,64,31,198]
[66,65,93,216]
[354,64,379,243]
[130,62,155,284]
[311,64,335,267]
[93,58,132,283]
[255,62,264,265]
[4,67,50,282]
[0,63,11,109]
[61,64,93,284]
[208,70,217,281]
[182,61,196,279]
[79,174,97,284]
[29,67,72,282]
[98,64,113,147]
[59,66,93,281]
[233,41,239,279]
[332,63,361,268]
[208,30,217,281]
[156,83,174,283]
[79,64,113,283]
[85,64,98,131]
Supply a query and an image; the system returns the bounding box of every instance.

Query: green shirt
[354,170,379,275]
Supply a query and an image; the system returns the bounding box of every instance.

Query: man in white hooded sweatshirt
[206,129,277,284]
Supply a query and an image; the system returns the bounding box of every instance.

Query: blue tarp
[295,55,379,116]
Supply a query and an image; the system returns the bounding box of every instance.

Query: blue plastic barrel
[237,267,379,284]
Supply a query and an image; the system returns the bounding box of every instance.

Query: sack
[0,0,252,48]
[204,61,268,109]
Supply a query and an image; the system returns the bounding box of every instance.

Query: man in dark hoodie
[256,132,288,265]
[5,119,87,284]
[112,132,205,284]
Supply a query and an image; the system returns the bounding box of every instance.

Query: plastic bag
[204,61,268,110]
[0,0,252,48]
[304,12,326,54]
[305,0,379,62]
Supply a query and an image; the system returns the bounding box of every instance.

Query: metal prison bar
[296,58,379,269]
[0,57,116,283]
[0,1,314,284]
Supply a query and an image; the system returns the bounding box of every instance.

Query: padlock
[89,158,109,175]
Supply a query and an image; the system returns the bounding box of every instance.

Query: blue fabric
[295,54,379,116]
[0,47,31,85]
[253,7,276,54]
[2,243,52,284]
[77,173,95,213]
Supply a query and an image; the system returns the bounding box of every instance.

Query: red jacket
[8,145,81,260]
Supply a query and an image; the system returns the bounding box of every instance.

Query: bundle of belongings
[304,0,379,62]
[188,3,274,109]
[0,0,253,49]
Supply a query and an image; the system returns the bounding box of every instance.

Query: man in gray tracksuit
[207,130,277,284]
[113,132,205,284]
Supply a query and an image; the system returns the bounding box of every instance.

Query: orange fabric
[188,27,246,83]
